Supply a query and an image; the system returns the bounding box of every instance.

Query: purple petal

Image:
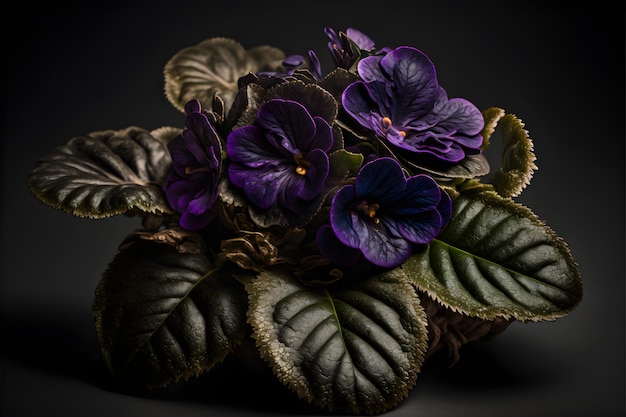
[356,54,386,84]
[395,210,443,244]
[355,157,406,200]
[386,174,441,212]
[342,81,380,130]
[187,188,217,216]
[228,162,289,209]
[184,98,202,114]
[311,116,334,152]
[330,184,368,249]
[346,28,375,50]
[382,47,438,122]
[296,149,330,200]
[227,125,281,167]
[436,99,484,146]
[256,99,317,151]
[360,218,412,267]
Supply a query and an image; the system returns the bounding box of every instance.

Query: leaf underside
[246,267,428,415]
[93,239,248,388]
[28,127,174,218]
[404,192,582,322]
[164,37,285,113]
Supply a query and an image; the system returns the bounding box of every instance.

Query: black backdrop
[3,1,624,416]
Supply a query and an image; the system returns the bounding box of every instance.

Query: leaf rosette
[25,25,584,417]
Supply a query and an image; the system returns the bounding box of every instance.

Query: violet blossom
[327,157,451,268]
[226,98,333,216]
[342,46,484,164]
[164,99,222,230]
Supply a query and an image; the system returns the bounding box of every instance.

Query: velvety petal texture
[227,99,333,214]
[329,157,450,268]
[342,46,484,163]
[164,99,222,230]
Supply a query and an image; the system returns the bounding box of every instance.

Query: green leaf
[246,267,428,415]
[164,37,285,113]
[327,148,364,185]
[491,113,538,198]
[28,127,174,218]
[400,151,491,180]
[404,192,582,321]
[93,239,248,388]
[318,68,360,103]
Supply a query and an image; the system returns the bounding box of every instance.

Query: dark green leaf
[404,192,582,321]
[93,239,248,387]
[28,127,174,218]
[265,81,339,124]
[399,151,490,180]
[318,68,360,103]
[327,149,364,185]
[164,37,285,113]
[246,267,428,414]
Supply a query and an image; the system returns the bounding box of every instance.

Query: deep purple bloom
[329,157,451,268]
[227,99,333,213]
[342,46,484,163]
[164,99,222,230]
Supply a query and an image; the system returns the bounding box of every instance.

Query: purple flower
[328,157,451,268]
[226,99,334,214]
[342,46,484,164]
[164,99,222,230]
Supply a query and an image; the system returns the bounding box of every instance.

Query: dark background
[2,1,624,416]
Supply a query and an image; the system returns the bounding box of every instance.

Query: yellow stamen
[399,131,406,137]
[295,166,307,175]
[382,117,392,127]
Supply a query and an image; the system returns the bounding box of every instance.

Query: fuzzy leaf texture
[480,106,506,151]
[491,112,538,197]
[93,239,248,387]
[246,267,428,415]
[164,37,286,114]
[404,191,582,321]
[28,127,178,218]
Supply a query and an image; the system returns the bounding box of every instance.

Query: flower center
[382,116,406,137]
[293,152,311,176]
[357,201,380,224]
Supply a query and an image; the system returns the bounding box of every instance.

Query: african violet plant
[28,27,583,415]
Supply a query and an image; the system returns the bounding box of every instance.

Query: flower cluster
[28,26,582,416]
[163,27,483,272]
